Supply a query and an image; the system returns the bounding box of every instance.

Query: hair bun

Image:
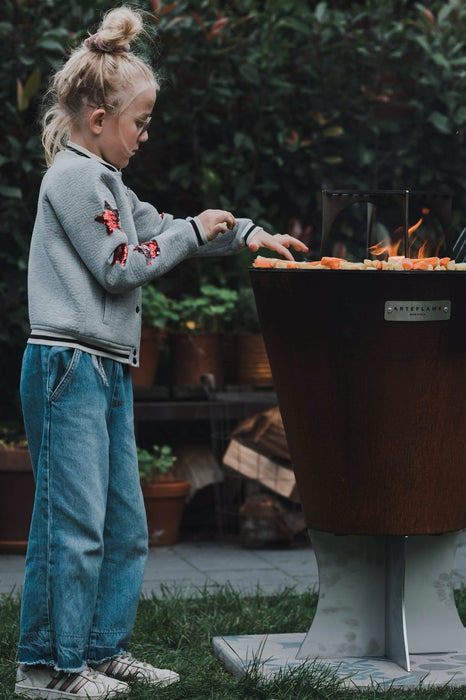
[88,7,143,55]
[85,33,130,54]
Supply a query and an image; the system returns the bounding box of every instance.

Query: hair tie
[85,33,130,54]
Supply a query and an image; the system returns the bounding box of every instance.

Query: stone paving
[1,533,465,597]
[0,540,319,598]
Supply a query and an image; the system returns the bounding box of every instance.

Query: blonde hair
[42,6,159,167]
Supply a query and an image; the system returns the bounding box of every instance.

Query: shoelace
[117,653,153,670]
[84,667,101,680]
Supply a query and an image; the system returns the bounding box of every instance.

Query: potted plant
[170,284,238,389]
[137,444,190,546]
[0,428,34,552]
[131,284,179,388]
[233,286,273,387]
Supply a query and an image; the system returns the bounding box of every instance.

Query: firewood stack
[232,406,291,462]
[222,407,305,547]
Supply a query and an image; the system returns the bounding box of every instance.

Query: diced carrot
[254,256,273,268]
[321,256,345,269]
[402,259,414,270]
[439,257,451,266]
[413,257,439,268]
[413,260,432,270]
[321,256,346,264]
[286,261,301,268]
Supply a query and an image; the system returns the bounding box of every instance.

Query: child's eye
[136,117,151,134]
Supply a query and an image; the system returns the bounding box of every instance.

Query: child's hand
[247,229,309,261]
[197,209,236,240]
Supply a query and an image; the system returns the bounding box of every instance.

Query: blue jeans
[18,345,148,672]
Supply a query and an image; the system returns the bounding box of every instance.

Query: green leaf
[431,52,451,70]
[427,111,452,134]
[19,56,35,66]
[414,35,431,54]
[315,2,327,23]
[438,3,455,25]
[323,125,344,138]
[0,186,22,199]
[275,17,314,35]
[233,132,255,151]
[17,68,41,111]
[34,38,66,53]
[24,68,41,101]
[0,21,14,33]
[455,106,466,124]
[238,63,261,85]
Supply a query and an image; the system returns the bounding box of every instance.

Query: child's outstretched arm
[246,229,308,261]
[190,211,308,260]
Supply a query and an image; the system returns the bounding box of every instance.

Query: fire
[367,207,444,260]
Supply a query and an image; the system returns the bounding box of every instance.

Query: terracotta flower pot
[0,447,35,553]
[170,333,223,388]
[236,332,273,387]
[142,479,191,546]
[131,326,165,388]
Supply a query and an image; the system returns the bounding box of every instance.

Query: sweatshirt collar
[66,142,120,173]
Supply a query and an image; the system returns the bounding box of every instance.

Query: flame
[367,208,437,259]
[417,239,430,258]
[368,239,400,257]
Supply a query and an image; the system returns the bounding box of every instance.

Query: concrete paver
[1,533,464,599]
[0,541,317,598]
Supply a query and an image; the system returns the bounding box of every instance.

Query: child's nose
[139,130,149,143]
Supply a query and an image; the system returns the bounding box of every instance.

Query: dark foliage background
[1,0,466,423]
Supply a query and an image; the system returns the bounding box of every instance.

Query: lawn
[1,586,466,699]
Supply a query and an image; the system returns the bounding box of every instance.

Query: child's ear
[89,108,107,135]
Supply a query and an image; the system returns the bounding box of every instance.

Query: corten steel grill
[250,266,466,536]
[247,190,466,676]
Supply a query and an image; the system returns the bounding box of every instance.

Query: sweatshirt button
[132,357,137,365]
[136,306,140,313]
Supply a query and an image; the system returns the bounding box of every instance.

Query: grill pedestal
[298,530,466,671]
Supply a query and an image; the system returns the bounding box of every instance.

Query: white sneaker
[92,652,180,687]
[15,664,129,698]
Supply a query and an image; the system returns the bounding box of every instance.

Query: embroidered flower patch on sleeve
[112,243,128,266]
[135,240,160,265]
[95,201,121,235]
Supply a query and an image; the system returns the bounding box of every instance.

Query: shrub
[2,0,466,416]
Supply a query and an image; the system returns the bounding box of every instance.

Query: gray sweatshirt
[27,144,260,366]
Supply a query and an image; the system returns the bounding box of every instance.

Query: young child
[15,7,307,699]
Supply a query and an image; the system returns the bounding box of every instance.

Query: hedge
[1,0,465,419]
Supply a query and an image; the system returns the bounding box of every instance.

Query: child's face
[101,81,156,169]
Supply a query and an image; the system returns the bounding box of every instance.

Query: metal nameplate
[384,300,451,321]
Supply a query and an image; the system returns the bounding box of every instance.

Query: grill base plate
[214,529,466,689]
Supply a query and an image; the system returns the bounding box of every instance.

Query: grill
[250,190,466,536]
[213,190,466,682]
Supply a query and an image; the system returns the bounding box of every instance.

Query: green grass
[1,586,466,699]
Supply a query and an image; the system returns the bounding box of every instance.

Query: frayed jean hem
[17,659,88,673]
